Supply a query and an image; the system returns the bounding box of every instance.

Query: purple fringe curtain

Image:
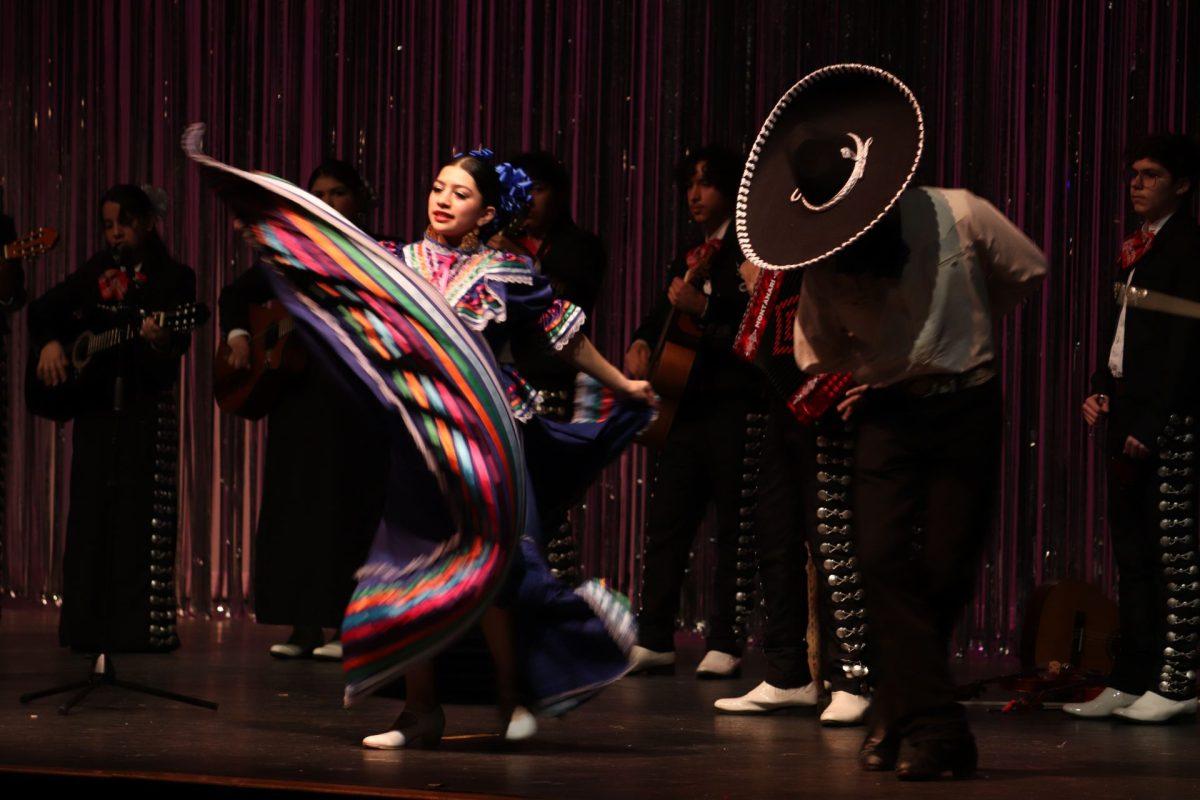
[1,0,1197,653]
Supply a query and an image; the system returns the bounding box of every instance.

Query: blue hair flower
[494,161,533,221]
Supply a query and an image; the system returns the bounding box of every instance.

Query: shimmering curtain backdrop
[1,0,1197,653]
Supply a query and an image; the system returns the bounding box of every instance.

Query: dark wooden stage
[1,609,1197,799]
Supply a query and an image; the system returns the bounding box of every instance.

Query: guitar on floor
[26,302,210,421]
[3,227,59,261]
[956,579,1119,710]
[212,300,307,419]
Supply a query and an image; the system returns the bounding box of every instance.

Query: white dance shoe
[696,650,742,679]
[505,706,539,741]
[820,690,871,726]
[312,641,343,661]
[1112,692,1198,724]
[714,681,819,714]
[268,643,309,659]
[361,706,446,749]
[1062,687,1141,718]
[628,645,676,675]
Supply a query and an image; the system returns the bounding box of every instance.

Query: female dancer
[186,131,653,749]
[368,151,653,747]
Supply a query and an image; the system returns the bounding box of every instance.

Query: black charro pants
[754,395,866,691]
[1106,395,1200,700]
[854,379,1001,737]
[637,391,762,656]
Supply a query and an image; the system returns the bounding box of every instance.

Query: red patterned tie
[1118,228,1156,271]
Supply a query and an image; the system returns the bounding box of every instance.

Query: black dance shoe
[895,735,978,781]
[858,724,901,771]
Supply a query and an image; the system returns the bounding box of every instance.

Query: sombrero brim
[736,64,925,271]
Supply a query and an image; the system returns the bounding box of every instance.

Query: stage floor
[1,609,1198,799]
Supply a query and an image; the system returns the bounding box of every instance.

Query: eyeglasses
[1129,169,1168,187]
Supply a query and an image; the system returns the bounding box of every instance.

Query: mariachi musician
[712,264,872,725]
[1072,133,1200,724]
[623,145,769,680]
[217,160,388,661]
[30,184,197,653]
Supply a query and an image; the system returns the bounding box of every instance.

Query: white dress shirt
[1106,212,1174,378]
[793,187,1048,387]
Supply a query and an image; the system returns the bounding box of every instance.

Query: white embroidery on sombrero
[736,63,925,272]
[789,132,874,212]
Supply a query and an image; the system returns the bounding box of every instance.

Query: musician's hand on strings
[36,341,68,387]
[1082,393,1110,426]
[141,317,170,349]
[667,278,707,316]
[624,339,651,379]
[227,334,251,370]
[1123,435,1150,460]
[836,383,870,421]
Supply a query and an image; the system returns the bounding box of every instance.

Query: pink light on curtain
[0,0,1196,653]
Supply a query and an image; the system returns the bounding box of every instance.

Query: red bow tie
[1118,228,1156,271]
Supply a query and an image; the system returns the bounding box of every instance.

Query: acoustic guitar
[26,302,210,421]
[3,226,59,262]
[636,244,720,448]
[212,301,307,419]
[1019,578,1119,675]
[957,579,1119,710]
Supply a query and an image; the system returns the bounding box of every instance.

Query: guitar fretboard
[80,307,206,361]
[86,323,143,357]
[254,315,295,343]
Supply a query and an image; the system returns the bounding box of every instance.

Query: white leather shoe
[505,706,538,741]
[629,645,676,675]
[714,681,819,713]
[696,650,742,679]
[1112,692,1198,724]
[362,707,446,749]
[1062,687,1141,718]
[268,643,309,659]
[312,641,343,661]
[820,690,870,726]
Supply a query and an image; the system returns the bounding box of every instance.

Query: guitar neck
[248,312,295,343]
[4,227,59,261]
[650,265,705,365]
[83,312,171,359]
[85,323,144,359]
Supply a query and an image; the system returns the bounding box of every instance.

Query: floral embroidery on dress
[401,236,530,308]
[540,299,586,351]
[390,235,587,421]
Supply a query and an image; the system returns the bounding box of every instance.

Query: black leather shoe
[859,725,901,771]
[895,735,978,781]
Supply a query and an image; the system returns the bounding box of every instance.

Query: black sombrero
[736,64,925,271]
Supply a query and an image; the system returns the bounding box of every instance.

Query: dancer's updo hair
[444,148,532,238]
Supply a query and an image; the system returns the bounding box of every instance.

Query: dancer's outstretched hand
[619,378,658,407]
